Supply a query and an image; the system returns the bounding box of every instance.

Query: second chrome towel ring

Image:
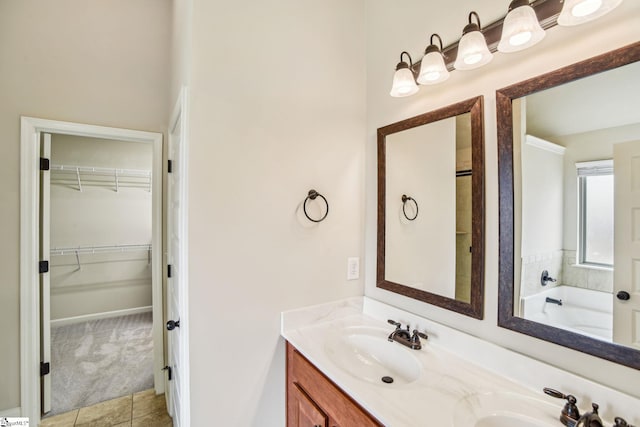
[303,189,329,223]
[401,194,418,221]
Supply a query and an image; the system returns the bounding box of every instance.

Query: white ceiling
[525,60,640,139]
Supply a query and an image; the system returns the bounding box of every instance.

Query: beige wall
[364,0,640,398]
[0,0,170,412]
[182,0,366,424]
[49,135,153,320]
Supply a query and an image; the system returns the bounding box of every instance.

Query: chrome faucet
[387,319,428,350]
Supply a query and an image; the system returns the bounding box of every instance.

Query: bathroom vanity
[287,343,382,426]
[282,298,640,427]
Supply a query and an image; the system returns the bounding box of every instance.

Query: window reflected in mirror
[577,161,614,267]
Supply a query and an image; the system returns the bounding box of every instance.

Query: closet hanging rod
[51,164,151,192]
[50,243,152,256]
[51,164,151,178]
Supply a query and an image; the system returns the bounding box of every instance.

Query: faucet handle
[543,388,580,422]
[387,319,402,329]
[541,270,557,286]
[614,417,634,427]
[576,403,603,427]
[412,329,428,340]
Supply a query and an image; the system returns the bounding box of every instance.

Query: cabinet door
[286,343,383,427]
[290,383,328,427]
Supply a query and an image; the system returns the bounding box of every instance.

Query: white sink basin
[324,326,422,385]
[453,392,560,427]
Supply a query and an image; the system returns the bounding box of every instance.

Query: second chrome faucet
[387,319,428,350]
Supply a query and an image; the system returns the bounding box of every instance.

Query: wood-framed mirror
[497,41,640,369]
[377,96,485,319]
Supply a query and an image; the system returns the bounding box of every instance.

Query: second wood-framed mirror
[377,96,485,319]
[497,41,640,369]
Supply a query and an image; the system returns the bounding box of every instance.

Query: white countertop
[281,297,640,427]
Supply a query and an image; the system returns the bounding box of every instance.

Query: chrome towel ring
[303,189,329,223]
[401,194,418,221]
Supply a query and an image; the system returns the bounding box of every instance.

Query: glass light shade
[390,66,419,97]
[454,31,493,70]
[498,4,545,53]
[557,0,623,26]
[417,51,450,85]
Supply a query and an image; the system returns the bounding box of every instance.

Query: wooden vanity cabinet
[286,342,383,427]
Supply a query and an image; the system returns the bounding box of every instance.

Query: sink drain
[381,376,394,384]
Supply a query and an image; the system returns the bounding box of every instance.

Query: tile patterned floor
[40,389,172,427]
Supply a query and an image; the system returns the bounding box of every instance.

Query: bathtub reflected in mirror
[497,42,640,370]
[521,286,613,342]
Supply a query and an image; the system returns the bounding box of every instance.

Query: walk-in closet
[44,134,155,416]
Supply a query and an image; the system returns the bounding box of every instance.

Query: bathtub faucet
[541,270,557,286]
[545,297,563,306]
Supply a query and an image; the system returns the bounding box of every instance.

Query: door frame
[166,86,191,427]
[20,117,164,424]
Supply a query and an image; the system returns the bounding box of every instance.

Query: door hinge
[167,264,173,278]
[162,365,173,380]
[168,160,173,173]
[40,362,50,376]
[40,157,50,171]
[39,260,49,274]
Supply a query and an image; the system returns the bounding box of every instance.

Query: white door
[40,133,52,414]
[166,92,189,427]
[613,140,640,349]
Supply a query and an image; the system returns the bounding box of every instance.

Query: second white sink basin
[324,326,422,386]
[453,392,560,427]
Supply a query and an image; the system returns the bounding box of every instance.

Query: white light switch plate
[347,257,359,280]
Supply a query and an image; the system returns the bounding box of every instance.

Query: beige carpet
[48,312,154,416]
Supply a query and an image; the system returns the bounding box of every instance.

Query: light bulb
[464,53,482,65]
[557,0,623,26]
[454,19,493,71]
[498,1,545,53]
[417,39,449,86]
[572,0,603,16]
[510,31,532,46]
[390,53,419,97]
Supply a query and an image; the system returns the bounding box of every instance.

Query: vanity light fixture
[417,34,450,85]
[497,0,546,53]
[454,12,493,71]
[390,51,419,97]
[557,0,623,26]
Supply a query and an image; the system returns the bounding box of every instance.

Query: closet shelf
[50,164,151,192]
[50,244,152,270]
[50,244,152,256]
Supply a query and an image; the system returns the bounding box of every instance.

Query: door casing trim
[20,117,164,424]
[166,86,191,427]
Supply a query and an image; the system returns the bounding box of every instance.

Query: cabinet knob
[617,291,631,301]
